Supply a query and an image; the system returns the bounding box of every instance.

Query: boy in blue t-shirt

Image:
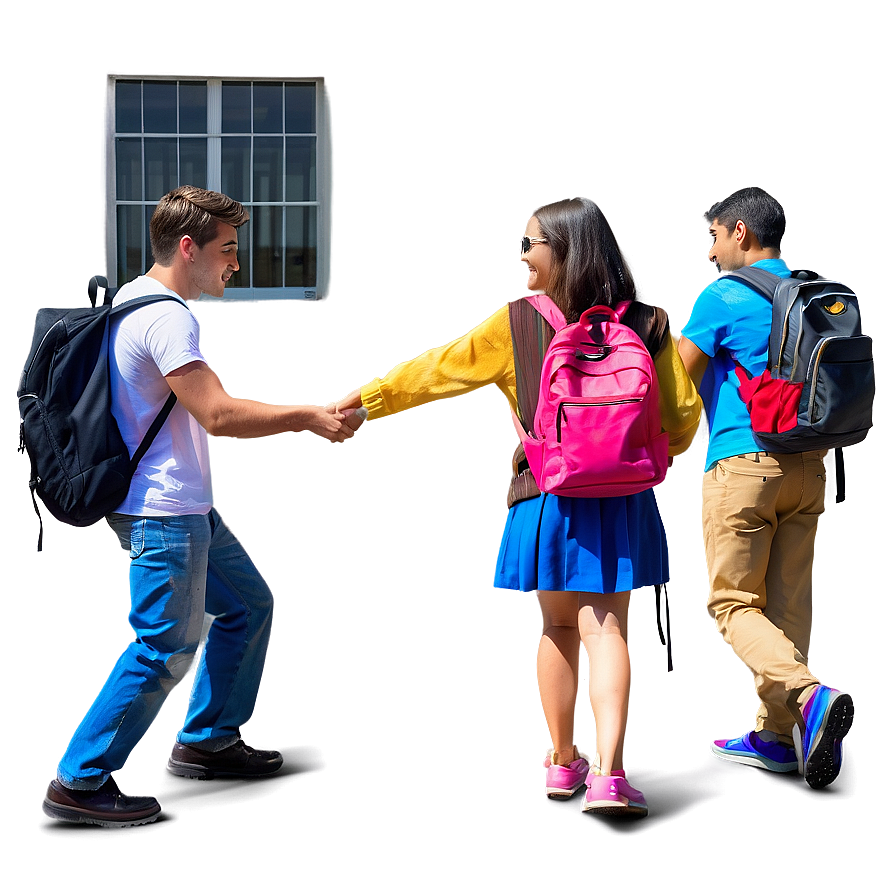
[678,187,853,791]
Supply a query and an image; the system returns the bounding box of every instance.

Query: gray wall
[0,0,896,894]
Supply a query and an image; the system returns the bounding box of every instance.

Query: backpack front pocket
[806,335,874,433]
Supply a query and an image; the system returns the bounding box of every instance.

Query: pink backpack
[511,294,669,498]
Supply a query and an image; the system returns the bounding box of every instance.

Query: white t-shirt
[110,276,212,516]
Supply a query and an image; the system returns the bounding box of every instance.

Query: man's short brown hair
[150,186,249,265]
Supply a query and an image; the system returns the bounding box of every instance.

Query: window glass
[117,205,143,283]
[116,81,142,133]
[144,206,154,268]
[143,81,177,134]
[229,224,248,288]
[179,82,207,134]
[285,83,316,133]
[116,138,143,201]
[221,136,251,202]
[286,137,316,202]
[253,206,284,287]
[253,137,283,203]
[222,81,251,133]
[286,206,317,287]
[179,138,207,189]
[253,83,283,134]
[144,138,178,201]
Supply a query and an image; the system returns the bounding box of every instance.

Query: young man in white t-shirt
[43,186,360,827]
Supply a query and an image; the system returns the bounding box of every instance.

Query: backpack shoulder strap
[522,293,567,331]
[720,265,782,302]
[105,290,185,461]
[655,583,672,672]
[508,298,556,433]
[110,294,189,316]
[129,392,178,472]
[722,267,790,377]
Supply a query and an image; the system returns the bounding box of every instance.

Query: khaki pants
[702,451,827,742]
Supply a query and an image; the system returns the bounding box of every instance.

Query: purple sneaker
[544,751,589,799]
[711,731,798,773]
[582,769,648,818]
[793,685,854,790]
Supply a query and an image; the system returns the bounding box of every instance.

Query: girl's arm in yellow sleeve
[654,331,703,456]
[358,306,516,419]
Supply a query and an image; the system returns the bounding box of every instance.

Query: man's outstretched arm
[165,361,356,442]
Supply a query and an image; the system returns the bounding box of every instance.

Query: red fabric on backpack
[734,366,802,433]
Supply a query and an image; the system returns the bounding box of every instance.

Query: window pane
[285,83,316,133]
[145,206,154,267]
[222,81,251,133]
[285,206,317,287]
[228,222,248,288]
[179,139,207,189]
[253,137,283,203]
[221,136,251,201]
[253,83,282,134]
[253,206,283,287]
[285,137,316,202]
[116,138,143,201]
[116,81,142,133]
[179,82,207,134]
[143,81,177,133]
[144,138,178,200]
[116,205,143,284]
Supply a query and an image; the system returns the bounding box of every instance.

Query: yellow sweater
[361,304,703,456]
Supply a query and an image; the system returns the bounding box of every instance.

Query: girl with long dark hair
[337,197,701,818]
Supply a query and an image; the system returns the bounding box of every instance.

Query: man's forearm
[677,335,709,390]
[199,400,324,438]
[165,360,351,441]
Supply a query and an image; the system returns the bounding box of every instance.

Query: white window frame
[105,76,329,301]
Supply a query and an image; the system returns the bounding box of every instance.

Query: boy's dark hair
[150,185,249,265]
[704,187,786,250]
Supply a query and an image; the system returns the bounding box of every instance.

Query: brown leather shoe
[42,777,161,827]
[167,739,283,779]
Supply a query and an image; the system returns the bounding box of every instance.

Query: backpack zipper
[22,319,65,384]
[806,336,849,422]
[18,393,38,453]
[557,399,642,441]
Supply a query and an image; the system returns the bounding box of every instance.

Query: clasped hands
[311,388,367,443]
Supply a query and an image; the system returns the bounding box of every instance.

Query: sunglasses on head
[521,236,549,253]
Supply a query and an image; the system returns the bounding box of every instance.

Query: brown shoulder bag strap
[508,298,555,433]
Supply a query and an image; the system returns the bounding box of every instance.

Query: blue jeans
[57,509,274,789]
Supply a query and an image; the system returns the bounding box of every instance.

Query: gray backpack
[723,267,874,502]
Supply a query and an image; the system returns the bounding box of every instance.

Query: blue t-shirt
[682,259,791,471]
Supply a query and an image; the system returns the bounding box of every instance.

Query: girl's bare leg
[578,592,631,774]
[536,590,580,766]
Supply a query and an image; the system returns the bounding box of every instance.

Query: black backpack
[17,276,183,549]
[723,267,874,502]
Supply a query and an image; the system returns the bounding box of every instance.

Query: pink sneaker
[544,750,590,800]
[582,769,648,818]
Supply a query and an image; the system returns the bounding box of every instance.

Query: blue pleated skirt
[494,489,668,594]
